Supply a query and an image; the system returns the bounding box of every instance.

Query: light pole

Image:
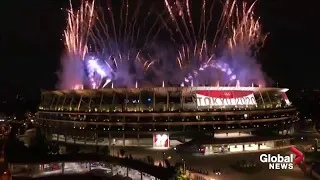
[112,144,115,156]
[162,152,165,166]
[182,159,186,174]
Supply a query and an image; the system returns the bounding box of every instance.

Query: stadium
[36,86,298,155]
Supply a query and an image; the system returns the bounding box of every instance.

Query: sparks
[59,0,268,90]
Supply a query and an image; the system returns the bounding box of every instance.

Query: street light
[162,152,165,166]
[182,159,186,174]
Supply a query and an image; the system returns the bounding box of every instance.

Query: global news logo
[259,146,305,170]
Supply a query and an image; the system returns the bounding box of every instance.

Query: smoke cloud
[57,54,84,90]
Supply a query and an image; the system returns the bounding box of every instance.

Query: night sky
[0,0,319,99]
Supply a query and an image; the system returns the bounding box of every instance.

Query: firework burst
[58,0,96,90]
[59,0,268,90]
[163,0,268,86]
[64,0,96,60]
[62,0,166,89]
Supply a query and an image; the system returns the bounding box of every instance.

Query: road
[11,162,156,180]
[112,146,312,180]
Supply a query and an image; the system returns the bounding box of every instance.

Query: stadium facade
[36,86,298,155]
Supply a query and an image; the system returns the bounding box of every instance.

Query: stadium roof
[42,86,289,96]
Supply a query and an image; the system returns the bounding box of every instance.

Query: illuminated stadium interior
[36,86,299,154]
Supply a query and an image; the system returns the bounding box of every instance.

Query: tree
[4,129,29,162]
[28,127,49,157]
[165,159,171,168]
[66,146,80,154]
[100,146,110,156]
[175,166,189,180]
[48,143,60,154]
[146,156,154,165]
[119,149,126,157]
[147,156,152,164]
[95,145,99,153]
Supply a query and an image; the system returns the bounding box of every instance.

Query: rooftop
[42,86,289,96]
